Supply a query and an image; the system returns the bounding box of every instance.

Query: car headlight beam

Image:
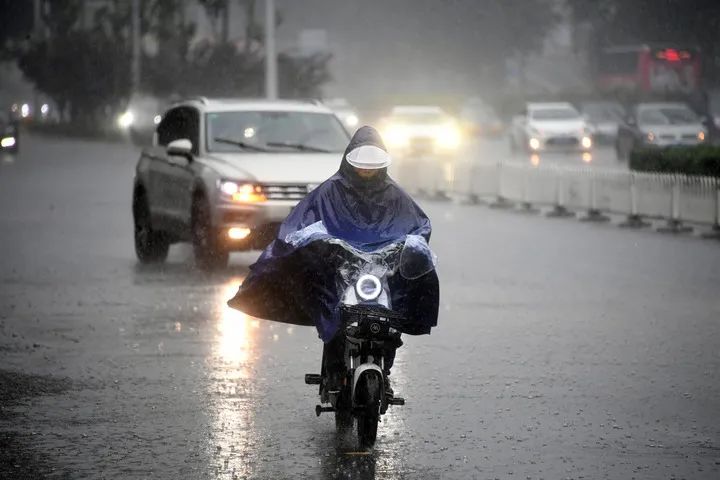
[117,110,134,129]
[355,274,382,301]
[228,227,251,240]
[384,125,409,148]
[219,181,266,203]
[435,125,461,149]
[344,114,359,128]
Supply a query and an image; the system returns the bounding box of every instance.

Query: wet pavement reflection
[3,136,719,479]
[210,278,258,479]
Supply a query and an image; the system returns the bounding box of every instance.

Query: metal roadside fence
[390,158,720,238]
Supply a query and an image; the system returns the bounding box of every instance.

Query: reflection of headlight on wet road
[117,111,134,129]
[217,280,254,366]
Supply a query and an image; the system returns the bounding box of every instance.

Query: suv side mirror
[167,138,193,159]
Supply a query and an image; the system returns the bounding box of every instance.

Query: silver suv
[132,97,350,268]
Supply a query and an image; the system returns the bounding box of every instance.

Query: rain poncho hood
[228,126,439,341]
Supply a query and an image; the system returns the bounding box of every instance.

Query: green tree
[279,53,332,98]
[141,0,196,97]
[12,0,333,123]
[0,0,34,60]
[16,0,131,125]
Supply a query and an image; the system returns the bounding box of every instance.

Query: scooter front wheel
[356,372,382,449]
[335,409,354,432]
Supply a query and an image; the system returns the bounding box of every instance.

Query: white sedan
[510,102,593,153]
[380,105,462,157]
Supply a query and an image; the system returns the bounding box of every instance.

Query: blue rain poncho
[227,126,439,342]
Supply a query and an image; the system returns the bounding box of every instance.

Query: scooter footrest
[315,405,335,416]
[305,373,322,385]
[388,396,405,406]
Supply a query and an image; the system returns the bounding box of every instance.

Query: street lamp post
[131,0,141,95]
[265,0,278,99]
[33,0,43,37]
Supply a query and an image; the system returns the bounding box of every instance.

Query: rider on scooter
[228,126,440,393]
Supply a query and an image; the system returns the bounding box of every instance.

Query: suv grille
[259,183,311,200]
[546,136,579,146]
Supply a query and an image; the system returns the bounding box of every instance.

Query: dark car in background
[460,98,504,137]
[322,98,360,133]
[0,112,19,153]
[615,102,707,161]
[117,94,167,146]
[580,101,625,145]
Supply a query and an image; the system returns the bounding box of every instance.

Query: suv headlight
[219,181,266,203]
[355,274,382,301]
[344,114,359,128]
[435,124,461,149]
[384,124,409,147]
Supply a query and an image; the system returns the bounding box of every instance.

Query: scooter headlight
[355,274,382,301]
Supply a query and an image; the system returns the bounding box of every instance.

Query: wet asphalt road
[1,134,719,479]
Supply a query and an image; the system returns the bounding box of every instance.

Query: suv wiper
[265,142,331,153]
[213,137,269,152]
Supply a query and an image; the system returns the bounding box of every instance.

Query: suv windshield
[639,106,699,125]
[206,111,349,153]
[530,108,580,120]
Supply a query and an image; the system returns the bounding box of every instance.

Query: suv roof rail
[185,96,209,104]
